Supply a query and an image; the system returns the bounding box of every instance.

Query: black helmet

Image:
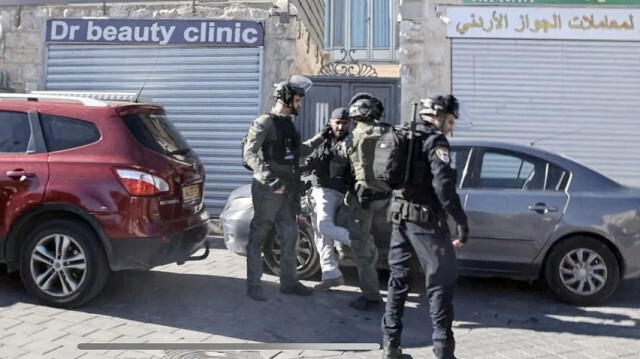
[419,94,459,119]
[348,92,384,120]
[273,75,312,106]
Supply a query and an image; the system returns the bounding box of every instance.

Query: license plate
[182,184,201,204]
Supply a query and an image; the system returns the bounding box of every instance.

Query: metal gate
[452,38,640,186]
[45,44,262,216]
[300,77,400,140]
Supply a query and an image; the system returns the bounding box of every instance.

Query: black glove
[321,123,333,139]
[457,224,469,243]
[267,177,284,192]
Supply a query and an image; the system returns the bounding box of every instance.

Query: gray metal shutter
[452,39,640,187]
[45,44,262,216]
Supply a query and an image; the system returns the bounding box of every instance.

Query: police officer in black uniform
[381,95,469,359]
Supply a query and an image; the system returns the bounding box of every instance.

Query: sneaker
[280,282,313,296]
[382,342,402,359]
[314,276,345,291]
[247,286,266,301]
[349,296,382,311]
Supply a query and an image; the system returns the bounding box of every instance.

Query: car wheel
[20,219,109,308]
[544,236,619,306]
[263,222,320,279]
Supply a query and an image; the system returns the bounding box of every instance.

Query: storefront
[398,0,640,186]
[1,2,324,215]
[447,6,640,186]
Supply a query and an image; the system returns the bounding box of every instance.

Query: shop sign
[46,19,264,46]
[464,0,640,4]
[448,7,640,40]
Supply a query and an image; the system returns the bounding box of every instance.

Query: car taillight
[114,169,169,196]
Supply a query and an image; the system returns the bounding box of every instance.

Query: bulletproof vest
[307,137,349,193]
[394,124,442,207]
[349,121,391,192]
[263,115,300,166]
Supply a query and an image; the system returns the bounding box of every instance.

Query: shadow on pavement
[1,250,639,351]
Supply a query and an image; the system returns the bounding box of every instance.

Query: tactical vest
[307,138,349,193]
[263,115,300,166]
[348,121,391,194]
[394,125,444,207]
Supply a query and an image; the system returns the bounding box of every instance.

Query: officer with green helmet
[243,75,329,301]
[332,93,390,310]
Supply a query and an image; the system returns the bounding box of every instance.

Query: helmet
[419,94,459,119]
[273,75,313,106]
[348,92,384,120]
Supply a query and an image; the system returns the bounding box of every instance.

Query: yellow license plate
[182,184,201,203]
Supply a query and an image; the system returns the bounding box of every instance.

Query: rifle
[403,102,418,184]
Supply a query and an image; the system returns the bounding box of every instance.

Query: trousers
[309,186,350,280]
[246,179,300,289]
[381,220,458,359]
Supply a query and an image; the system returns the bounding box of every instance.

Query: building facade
[399,0,640,186]
[0,0,324,215]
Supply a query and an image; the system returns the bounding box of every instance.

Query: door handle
[6,170,36,180]
[528,202,558,214]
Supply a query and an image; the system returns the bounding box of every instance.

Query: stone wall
[0,1,323,114]
[398,0,456,120]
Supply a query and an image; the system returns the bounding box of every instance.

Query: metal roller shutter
[452,39,640,186]
[45,44,262,215]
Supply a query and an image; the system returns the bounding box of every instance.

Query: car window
[40,114,100,152]
[475,149,569,191]
[0,110,31,153]
[479,151,534,189]
[122,112,190,156]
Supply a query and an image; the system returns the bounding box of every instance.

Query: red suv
[0,93,210,308]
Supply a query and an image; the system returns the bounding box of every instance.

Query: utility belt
[389,198,441,225]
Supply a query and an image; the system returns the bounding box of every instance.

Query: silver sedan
[220,140,640,306]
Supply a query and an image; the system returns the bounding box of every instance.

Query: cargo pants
[246,179,300,290]
[382,220,458,359]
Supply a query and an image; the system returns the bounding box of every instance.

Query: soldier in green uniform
[332,93,391,310]
[242,75,328,301]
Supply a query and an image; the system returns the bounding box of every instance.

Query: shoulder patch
[435,146,450,164]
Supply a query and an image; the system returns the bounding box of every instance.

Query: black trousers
[381,220,458,359]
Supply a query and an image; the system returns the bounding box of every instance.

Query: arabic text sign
[46,19,264,46]
[464,0,640,5]
[448,7,638,40]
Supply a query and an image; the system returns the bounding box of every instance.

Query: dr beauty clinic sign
[46,19,264,46]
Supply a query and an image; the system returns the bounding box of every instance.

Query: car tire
[19,219,109,308]
[544,236,619,306]
[263,222,320,279]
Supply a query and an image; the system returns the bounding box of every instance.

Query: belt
[389,199,440,225]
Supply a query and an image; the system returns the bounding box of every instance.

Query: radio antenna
[134,59,158,103]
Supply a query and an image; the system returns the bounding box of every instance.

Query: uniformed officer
[243,75,328,301]
[332,93,390,310]
[381,95,469,359]
[306,107,352,291]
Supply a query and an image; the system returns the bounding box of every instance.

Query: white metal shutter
[452,39,640,187]
[46,44,262,215]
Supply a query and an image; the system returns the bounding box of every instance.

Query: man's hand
[452,224,469,248]
[268,178,285,193]
[321,123,333,139]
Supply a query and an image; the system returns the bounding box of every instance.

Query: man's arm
[428,134,468,229]
[243,115,272,184]
[299,131,325,158]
